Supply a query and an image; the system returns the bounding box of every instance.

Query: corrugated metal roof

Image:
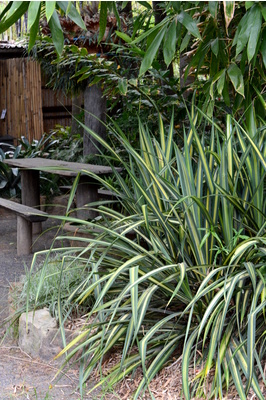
[0,40,26,58]
[0,40,26,49]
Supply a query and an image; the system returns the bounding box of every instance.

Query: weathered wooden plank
[0,198,48,222]
[76,175,98,220]
[4,157,120,177]
[17,215,32,255]
[21,169,42,233]
[21,170,40,208]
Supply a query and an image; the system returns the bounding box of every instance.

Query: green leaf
[261,4,266,22]
[139,26,167,76]
[211,37,219,57]
[261,29,266,69]
[235,12,252,56]
[217,69,226,95]
[48,9,64,55]
[27,1,41,30]
[65,1,72,16]
[163,20,177,67]
[57,1,86,30]
[129,266,139,329]
[223,1,235,34]
[146,26,160,49]
[131,17,170,45]
[111,1,121,29]
[247,5,262,62]
[0,2,12,21]
[226,347,247,400]
[176,11,201,39]
[172,1,181,12]
[227,63,245,97]
[234,120,266,171]
[128,78,138,86]
[138,1,152,9]
[98,1,107,43]
[7,1,24,17]
[45,1,56,22]
[135,337,179,399]
[0,1,29,34]
[116,31,132,43]
[209,1,218,18]
[118,78,128,95]
[182,329,198,400]
[180,32,191,52]
[245,1,254,10]
[222,79,230,106]
[28,2,41,51]
[122,1,128,9]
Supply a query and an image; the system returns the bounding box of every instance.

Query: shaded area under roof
[0,40,26,59]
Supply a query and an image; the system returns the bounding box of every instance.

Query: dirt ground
[0,202,98,400]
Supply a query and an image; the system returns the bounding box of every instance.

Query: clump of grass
[20,254,94,322]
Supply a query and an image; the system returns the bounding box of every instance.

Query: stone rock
[18,308,75,361]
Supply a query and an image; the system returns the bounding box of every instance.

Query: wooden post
[76,176,98,221]
[17,216,32,255]
[21,170,41,233]
[71,93,83,135]
[83,85,106,156]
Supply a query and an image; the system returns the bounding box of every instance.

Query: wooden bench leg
[76,176,99,220]
[17,216,32,255]
[21,170,42,234]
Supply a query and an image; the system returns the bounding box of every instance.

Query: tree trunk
[71,93,84,136]
[15,19,21,37]
[83,85,106,156]
[122,1,132,19]
[153,1,164,24]
[24,11,28,33]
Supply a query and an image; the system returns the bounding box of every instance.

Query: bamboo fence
[0,58,43,143]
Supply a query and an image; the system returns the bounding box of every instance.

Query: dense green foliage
[27,105,266,399]
[21,256,94,321]
[2,1,266,398]
[28,1,266,140]
[112,1,266,115]
[0,1,85,53]
[0,143,21,197]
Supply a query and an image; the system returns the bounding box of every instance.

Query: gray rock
[19,308,64,360]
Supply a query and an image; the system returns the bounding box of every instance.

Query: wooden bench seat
[0,198,48,256]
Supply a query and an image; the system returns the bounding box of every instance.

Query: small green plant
[18,133,58,159]
[0,143,21,197]
[32,387,53,400]
[0,130,82,198]
[20,255,94,322]
[48,125,84,163]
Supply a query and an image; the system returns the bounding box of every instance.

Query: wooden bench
[0,198,48,256]
[4,157,122,221]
